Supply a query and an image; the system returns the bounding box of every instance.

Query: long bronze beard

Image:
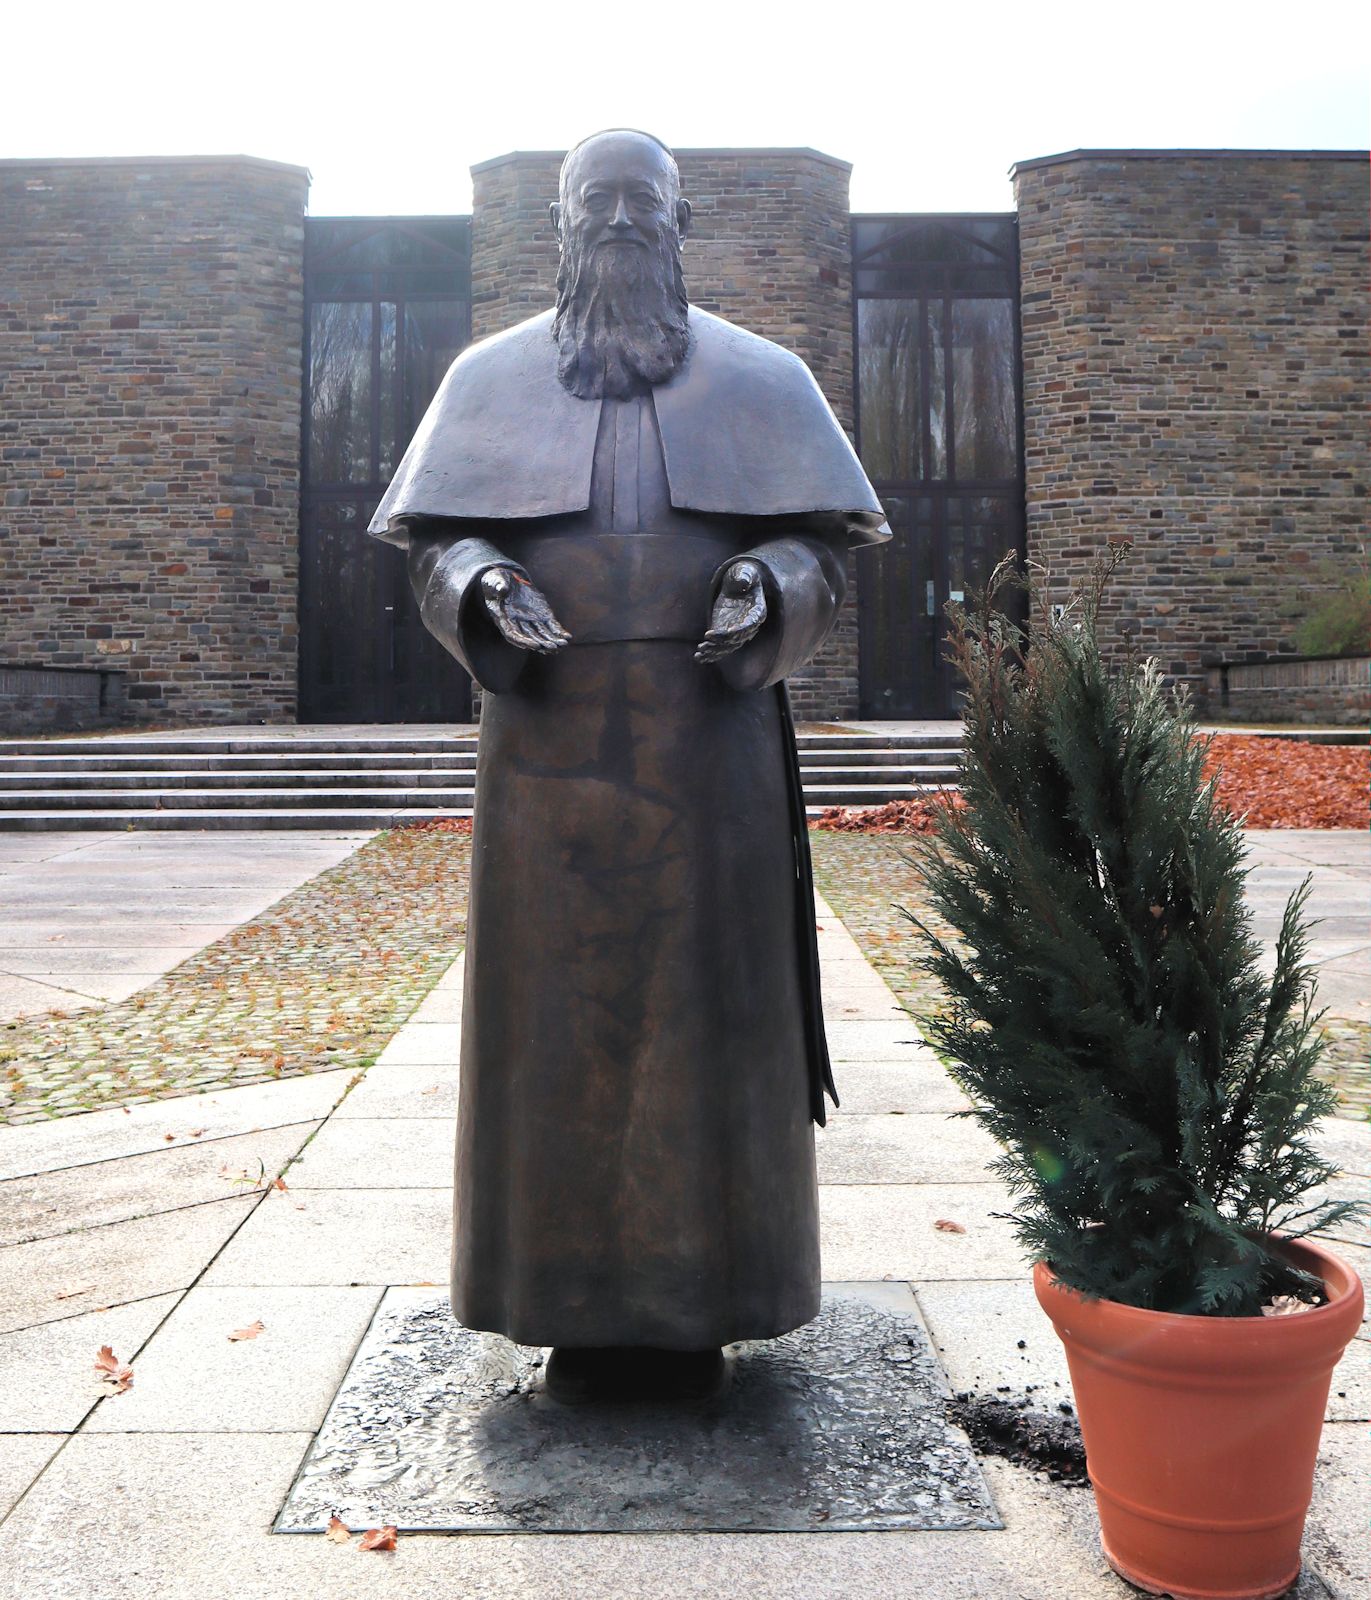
[553,229,690,399]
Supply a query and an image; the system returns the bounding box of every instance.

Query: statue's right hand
[480,566,571,654]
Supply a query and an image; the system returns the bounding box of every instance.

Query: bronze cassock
[368,131,887,1357]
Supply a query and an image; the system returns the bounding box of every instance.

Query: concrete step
[0,730,958,758]
[0,728,963,828]
[0,760,958,792]
[0,768,481,792]
[0,736,480,758]
[0,752,482,774]
[0,788,480,811]
[0,809,464,831]
[797,747,959,768]
[0,747,955,777]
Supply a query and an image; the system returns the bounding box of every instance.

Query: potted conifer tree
[909,554,1365,1600]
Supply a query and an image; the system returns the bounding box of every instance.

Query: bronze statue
[368,129,887,1401]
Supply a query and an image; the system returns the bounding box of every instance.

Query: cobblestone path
[809,831,1371,1123]
[0,829,471,1124]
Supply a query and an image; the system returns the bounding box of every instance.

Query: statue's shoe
[544,1345,728,1405]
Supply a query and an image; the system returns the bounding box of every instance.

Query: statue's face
[554,134,691,257]
[551,131,693,399]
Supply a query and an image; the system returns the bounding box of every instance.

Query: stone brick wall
[0,156,309,728]
[1204,653,1370,726]
[470,146,862,719]
[1013,150,1369,707]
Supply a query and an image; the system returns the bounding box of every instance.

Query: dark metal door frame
[851,214,1026,719]
[298,218,474,723]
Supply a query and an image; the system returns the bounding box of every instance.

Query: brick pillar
[470,145,860,720]
[1012,149,1369,704]
[0,155,309,726]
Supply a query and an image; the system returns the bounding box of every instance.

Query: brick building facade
[1014,150,1368,706]
[1,156,308,728]
[1,145,1366,730]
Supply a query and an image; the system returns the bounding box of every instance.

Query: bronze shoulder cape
[368,306,888,542]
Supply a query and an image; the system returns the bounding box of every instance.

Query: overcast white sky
[6,0,1368,216]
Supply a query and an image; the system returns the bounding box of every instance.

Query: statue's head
[551,129,693,400]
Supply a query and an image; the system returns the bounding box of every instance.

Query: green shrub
[907,554,1361,1316]
[1293,568,1371,657]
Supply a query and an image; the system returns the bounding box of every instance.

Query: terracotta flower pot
[1034,1236,1363,1600]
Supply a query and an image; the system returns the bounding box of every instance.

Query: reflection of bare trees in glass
[403,303,467,441]
[952,301,1016,482]
[309,303,373,485]
[860,298,1015,486]
[858,299,922,481]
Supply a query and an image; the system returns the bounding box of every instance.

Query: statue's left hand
[695,560,767,663]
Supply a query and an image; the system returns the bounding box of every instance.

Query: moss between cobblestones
[809,831,1371,1124]
[4,826,1363,1128]
[0,829,471,1124]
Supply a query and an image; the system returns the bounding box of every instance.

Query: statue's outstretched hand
[695,560,767,663]
[480,567,571,654]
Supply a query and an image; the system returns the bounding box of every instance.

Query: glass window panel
[308,302,373,485]
[378,303,397,479]
[854,217,1017,295]
[328,230,395,269]
[309,269,375,299]
[928,302,948,479]
[857,298,922,482]
[950,300,1017,482]
[403,301,470,444]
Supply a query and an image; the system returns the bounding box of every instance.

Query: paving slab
[0,1293,181,1431]
[276,1284,998,1535]
[1305,1422,1371,1594]
[0,1122,319,1245]
[816,1112,1001,1184]
[0,1435,63,1519]
[914,1279,1072,1403]
[825,1019,931,1060]
[831,1060,970,1114]
[0,832,364,1024]
[0,1069,353,1180]
[0,943,208,978]
[406,983,461,1023]
[373,1022,459,1068]
[1324,1333,1368,1422]
[84,1285,383,1434]
[288,1118,450,1189]
[0,1196,258,1334]
[9,1429,1311,1600]
[0,971,102,1021]
[200,1187,450,1287]
[821,985,908,1022]
[819,1184,1024,1282]
[333,1063,458,1120]
[1312,1114,1371,1178]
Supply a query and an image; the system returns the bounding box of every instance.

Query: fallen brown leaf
[94,1345,134,1393]
[163,1133,176,1143]
[934,1219,966,1234]
[358,1526,398,1552]
[325,1516,351,1544]
[54,1283,95,1301]
[228,1320,265,1342]
[271,1175,288,1192]
[190,1129,206,1138]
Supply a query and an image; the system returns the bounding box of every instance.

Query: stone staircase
[0,728,961,830]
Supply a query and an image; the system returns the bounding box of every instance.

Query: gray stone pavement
[1243,830,1369,1024]
[0,876,1366,1598]
[0,832,366,1022]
